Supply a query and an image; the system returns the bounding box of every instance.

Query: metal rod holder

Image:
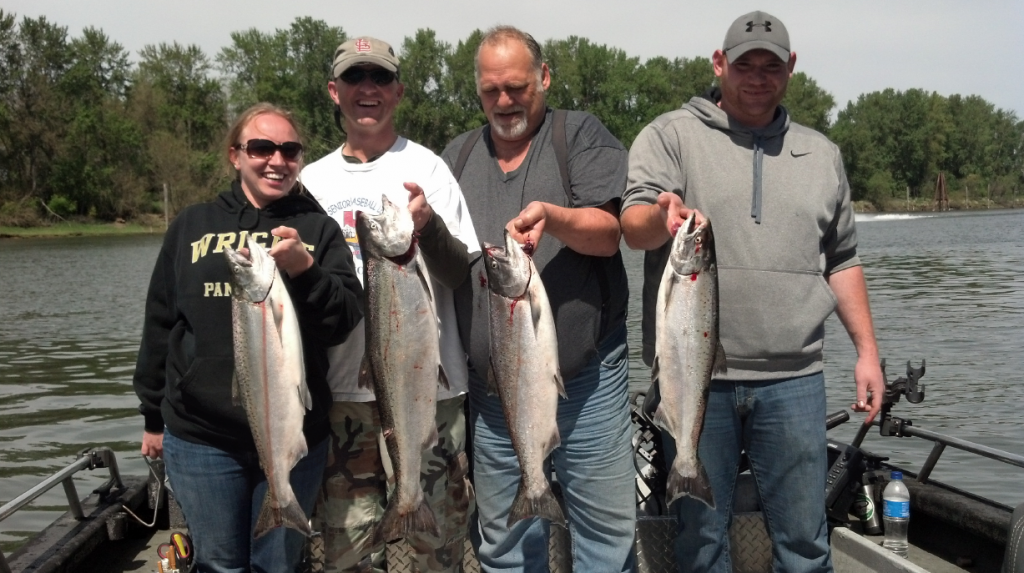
[853,419,1024,478]
[918,442,947,484]
[61,477,85,520]
[904,425,1024,469]
[0,447,127,571]
[0,455,92,522]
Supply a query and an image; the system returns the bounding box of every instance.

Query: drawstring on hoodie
[690,90,788,226]
[751,135,764,225]
[238,202,260,230]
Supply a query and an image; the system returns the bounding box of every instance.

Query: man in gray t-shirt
[441,26,635,572]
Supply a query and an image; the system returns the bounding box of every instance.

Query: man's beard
[490,106,529,139]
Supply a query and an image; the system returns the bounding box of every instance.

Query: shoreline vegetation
[4,203,1021,240]
[1,13,1021,235]
[0,214,166,238]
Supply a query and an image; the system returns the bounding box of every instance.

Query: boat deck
[833,529,972,573]
[3,490,995,573]
[57,523,975,573]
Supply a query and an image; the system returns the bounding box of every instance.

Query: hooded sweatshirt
[133,181,363,452]
[623,92,861,381]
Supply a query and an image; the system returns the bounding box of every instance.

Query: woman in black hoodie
[133,103,362,572]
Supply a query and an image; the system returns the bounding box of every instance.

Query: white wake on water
[855,213,934,223]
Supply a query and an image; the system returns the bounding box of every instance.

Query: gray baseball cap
[722,11,790,63]
[332,37,400,78]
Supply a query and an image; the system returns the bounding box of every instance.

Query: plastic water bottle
[882,470,910,557]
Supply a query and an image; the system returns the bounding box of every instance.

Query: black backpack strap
[452,126,485,181]
[552,109,612,340]
[551,109,572,203]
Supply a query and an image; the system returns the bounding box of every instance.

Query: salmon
[356,195,448,543]
[651,213,726,508]
[225,238,312,538]
[483,230,566,527]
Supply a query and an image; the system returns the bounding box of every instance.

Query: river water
[1,209,1023,552]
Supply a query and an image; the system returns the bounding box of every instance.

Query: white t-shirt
[301,137,480,402]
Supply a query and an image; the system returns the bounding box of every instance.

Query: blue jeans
[469,324,636,573]
[668,373,832,573]
[163,430,329,573]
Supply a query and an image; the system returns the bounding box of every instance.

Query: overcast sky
[5,0,1023,118]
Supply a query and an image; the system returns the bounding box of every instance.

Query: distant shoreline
[0,221,166,239]
[852,200,1024,213]
[3,204,1022,239]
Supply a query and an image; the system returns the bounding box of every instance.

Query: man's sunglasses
[235,139,303,161]
[339,67,397,86]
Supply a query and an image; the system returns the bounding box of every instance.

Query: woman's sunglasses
[339,67,397,86]
[236,139,303,161]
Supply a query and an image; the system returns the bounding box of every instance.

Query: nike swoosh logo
[791,150,812,158]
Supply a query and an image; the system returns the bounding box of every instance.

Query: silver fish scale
[227,239,311,537]
[652,216,722,508]
[485,233,566,526]
[360,223,445,542]
[488,286,561,494]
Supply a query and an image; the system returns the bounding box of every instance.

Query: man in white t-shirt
[301,36,479,573]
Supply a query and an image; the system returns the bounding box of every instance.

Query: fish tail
[253,491,312,539]
[507,481,566,527]
[666,458,716,510]
[373,497,439,545]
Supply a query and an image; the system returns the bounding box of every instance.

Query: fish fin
[438,364,450,390]
[643,377,662,423]
[652,405,671,434]
[297,381,313,410]
[554,371,567,399]
[231,370,241,407]
[269,288,287,340]
[531,296,543,333]
[508,481,566,528]
[415,254,435,305]
[713,342,728,375]
[357,355,374,390]
[545,429,561,457]
[424,425,440,451]
[666,459,716,509]
[486,362,499,395]
[373,496,440,545]
[253,491,313,539]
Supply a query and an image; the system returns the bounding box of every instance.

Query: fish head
[355,195,415,258]
[668,212,715,276]
[482,230,532,298]
[224,238,276,303]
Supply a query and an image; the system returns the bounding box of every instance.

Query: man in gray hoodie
[621,11,884,572]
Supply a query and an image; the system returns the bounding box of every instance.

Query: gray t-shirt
[442,108,629,380]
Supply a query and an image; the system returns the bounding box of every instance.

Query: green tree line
[1,12,1021,225]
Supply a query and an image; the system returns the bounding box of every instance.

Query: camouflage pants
[314,396,474,572]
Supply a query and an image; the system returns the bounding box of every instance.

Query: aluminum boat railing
[0,447,123,573]
[854,418,1024,484]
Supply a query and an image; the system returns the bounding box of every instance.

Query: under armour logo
[745,20,772,32]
